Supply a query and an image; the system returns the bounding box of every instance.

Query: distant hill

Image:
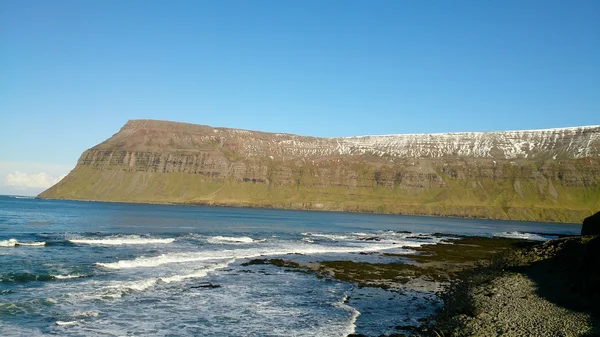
[39,120,600,222]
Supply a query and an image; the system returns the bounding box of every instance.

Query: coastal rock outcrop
[39,120,600,222]
[582,211,600,235]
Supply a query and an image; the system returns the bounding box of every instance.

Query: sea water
[0,196,579,336]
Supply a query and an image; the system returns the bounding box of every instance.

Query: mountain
[39,120,600,222]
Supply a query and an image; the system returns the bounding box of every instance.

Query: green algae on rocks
[240,236,535,290]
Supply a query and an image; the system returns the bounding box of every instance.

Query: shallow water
[0,196,579,336]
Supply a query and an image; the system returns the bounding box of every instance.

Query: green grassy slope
[41,161,599,223]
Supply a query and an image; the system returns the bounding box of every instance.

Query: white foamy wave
[55,321,78,326]
[160,259,234,284]
[109,278,158,292]
[53,274,85,280]
[97,242,407,270]
[303,231,448,248]
[69,236,175,245]
[106,260,233,293]
[96,253,221,269]
[72,310,100,318]
[494,231,555,241]
[0,238,17,247]
[207,236,257,244]
[0,238,45,247]
[302,233,352,241]
[18,241,46,246]
[333,294,360,337]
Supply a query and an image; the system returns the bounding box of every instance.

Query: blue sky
[1,0,599,195]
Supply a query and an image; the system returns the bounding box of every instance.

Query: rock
[358,237,381,241]
[190,282,221,289]
[581,211,600,235]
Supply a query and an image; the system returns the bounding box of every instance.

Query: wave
[0,272,86,283]
[301,233,351,241]
[97,253,220,269]
[53,274,86,280]
[0,239,17,247]
[206,236,259,244]
[55,321,78,326]
[72,310,100,318]
[333,294,360,337]
[69,235,175,245]
[0,273,56,283]
[105,260,233,294]
[494,231,556,241]
[96,242,408,270]
[0,238,46,247]
[302,231,447,248]
[18,241,46,246]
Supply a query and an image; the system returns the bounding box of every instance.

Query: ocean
[0,195,580,336]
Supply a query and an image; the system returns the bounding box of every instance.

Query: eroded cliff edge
[39,120,600,222]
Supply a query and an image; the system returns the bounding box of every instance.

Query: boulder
[581,211,600,235]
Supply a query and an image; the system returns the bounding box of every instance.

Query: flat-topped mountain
[39,120,600,222]
[91,119,599,159]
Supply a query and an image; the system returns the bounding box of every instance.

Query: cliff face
[39,120,600,222]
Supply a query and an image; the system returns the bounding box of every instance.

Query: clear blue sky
[1,0,599,194]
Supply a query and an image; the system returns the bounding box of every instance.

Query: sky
[1,0,599,195]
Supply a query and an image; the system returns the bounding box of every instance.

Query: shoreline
[242,236,540,336]
[246,235,599,336]
[433,235,600,336]
[33,195,583,224]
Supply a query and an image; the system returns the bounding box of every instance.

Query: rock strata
[39,120,600,222]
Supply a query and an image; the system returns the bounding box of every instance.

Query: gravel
[449,272,594,336]
[433,236,600,337]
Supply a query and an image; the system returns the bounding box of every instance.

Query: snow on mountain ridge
[336,125,600,159]
[111,120,599,160]
[342,125,599,138]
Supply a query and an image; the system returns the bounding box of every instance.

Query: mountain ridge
[39,120,600,223]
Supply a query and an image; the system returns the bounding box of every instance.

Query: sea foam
[55,321,78,326]
[17,241,46,246]
[0,239,17,247]
[0,238,46,247]
[53,274,85,280]
[494,231,555,241]
[96,241,410,270]
[69,236,175,245]
[105,260,234,294]
[334,294,361,337]
[207,236,257,244]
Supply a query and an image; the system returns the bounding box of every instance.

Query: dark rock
[581,211,600,235]
[191,282,221,289]
[395,325,417,331]
[358,237,381,241]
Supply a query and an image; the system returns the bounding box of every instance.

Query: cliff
[39,120,600,222]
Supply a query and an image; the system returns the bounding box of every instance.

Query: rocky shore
[433,235,600,336]
[249,228,599,337]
